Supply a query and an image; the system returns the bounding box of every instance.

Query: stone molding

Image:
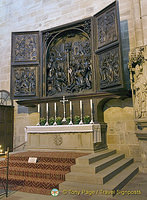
[135,118,147,140]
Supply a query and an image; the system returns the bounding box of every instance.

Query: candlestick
[60,96,68,122]
[45,103,49,126]
[69,101,73,125]
[90,99,94,124]
[53,102,57,126]
[79,100,83,125]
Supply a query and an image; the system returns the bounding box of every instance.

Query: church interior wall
[0,0,145,159]
[104,98,140,161]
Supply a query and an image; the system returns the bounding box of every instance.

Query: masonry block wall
[0,0,146,159]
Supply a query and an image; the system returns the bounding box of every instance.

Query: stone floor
[0,172,146,200]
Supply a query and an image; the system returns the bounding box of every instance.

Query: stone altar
[25,124,103,153]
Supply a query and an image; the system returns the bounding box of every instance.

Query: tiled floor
[0,172,147,200]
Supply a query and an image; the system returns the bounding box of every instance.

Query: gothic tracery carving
[83,19,91,37]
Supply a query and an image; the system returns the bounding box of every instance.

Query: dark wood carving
[11,31,40,99]
[11,2,124,102]
[97,7,117,48]
[83,19,91,37]
[12,32,39,63]
[13,67,36,96]
[43,20,92,96]
[99,47,121,88]
[94,1,123,90]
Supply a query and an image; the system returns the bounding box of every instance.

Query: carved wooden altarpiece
[11,1,125,103]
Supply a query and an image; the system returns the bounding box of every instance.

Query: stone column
[129,45,147,172]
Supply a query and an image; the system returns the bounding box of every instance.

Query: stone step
[97,158,134,184]
[59,163,139,196]
[66,158,133,184]
[71,153,125,174]
[76,149,116,165]
[102,163,139,191]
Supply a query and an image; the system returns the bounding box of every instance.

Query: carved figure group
[14,68,36,96]
[46,32,92,95]
[99,48,120,88]
[14,34,38,62]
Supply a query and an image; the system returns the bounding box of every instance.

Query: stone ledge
[25,124,101,134]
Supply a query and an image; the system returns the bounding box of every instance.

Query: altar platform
[25,124,103,153]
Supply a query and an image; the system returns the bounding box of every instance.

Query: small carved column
[128,45,147,172]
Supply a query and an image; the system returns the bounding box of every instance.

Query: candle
[53,102,57,126]
[46,103,48,113]
[38,104,40,113]
[69,101,73,125]
[79,100,83,125]
[90,99,94,124]
[80,100,82,110]
[70,101,72,111]
[90,99,92,110]
[36,104,40,126]
[54,102,56,113]
[45,103,49,126]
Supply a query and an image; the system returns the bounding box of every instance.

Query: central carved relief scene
[44,24,92,96]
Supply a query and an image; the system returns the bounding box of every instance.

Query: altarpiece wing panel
[94,1,124,91]
[11,32,40,99]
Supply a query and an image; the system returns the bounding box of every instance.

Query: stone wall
[104,98,140,161]
[0,0,146,157]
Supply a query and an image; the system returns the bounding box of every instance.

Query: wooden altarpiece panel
[11,31,40,99]
[11,1,125,103]
[93,1,124,91]
[42,18,95,98]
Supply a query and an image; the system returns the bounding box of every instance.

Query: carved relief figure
[128,46,147,119]
[97,8,117,48]
[45,29,92,95]
[99,47,120,88]
[14,67,36,96]
[14,34,38,62]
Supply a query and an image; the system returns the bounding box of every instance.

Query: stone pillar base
[136,118,147,173]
